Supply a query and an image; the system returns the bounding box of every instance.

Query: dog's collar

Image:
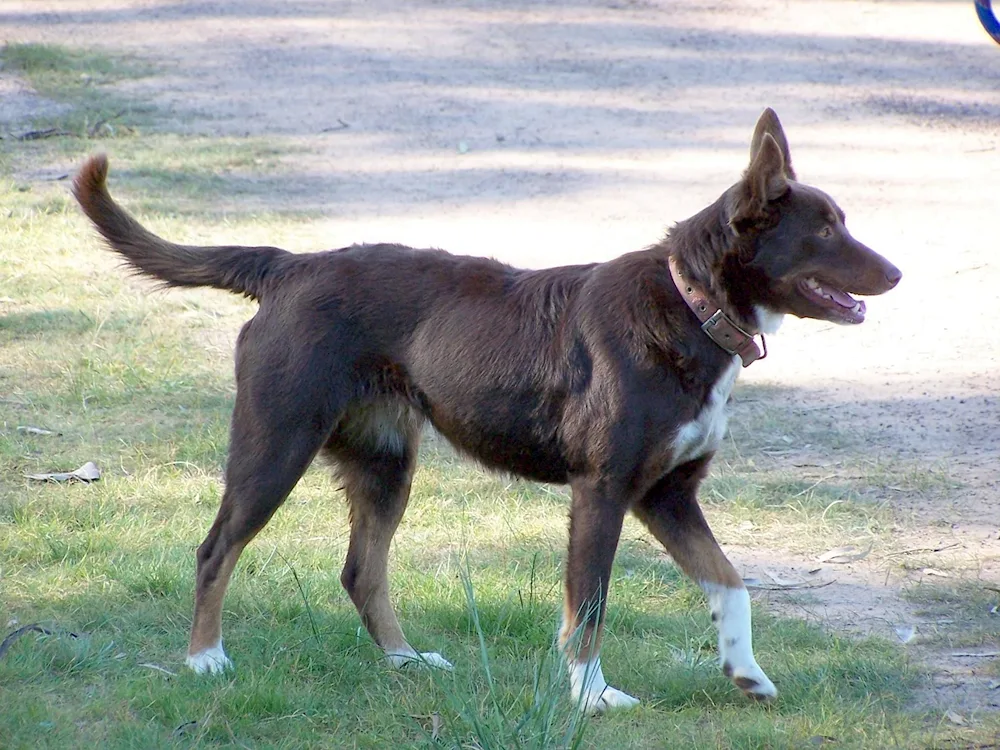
[668,256,766,367]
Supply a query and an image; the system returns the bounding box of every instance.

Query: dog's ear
[727,132,789,233]
[750,108,796,180]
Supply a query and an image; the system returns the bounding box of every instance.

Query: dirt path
[3,0,999,718]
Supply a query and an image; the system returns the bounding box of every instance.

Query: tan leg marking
[186,540,248,673]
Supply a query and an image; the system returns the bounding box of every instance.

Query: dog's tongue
[827,286,858,308]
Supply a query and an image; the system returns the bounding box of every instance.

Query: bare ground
[3,0,999,722]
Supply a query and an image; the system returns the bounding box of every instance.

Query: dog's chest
[670,357,741,468]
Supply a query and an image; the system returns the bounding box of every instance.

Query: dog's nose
[884,264,902,289]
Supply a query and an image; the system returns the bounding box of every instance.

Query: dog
[72,109,900,712]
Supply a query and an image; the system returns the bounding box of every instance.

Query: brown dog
[73,109,900,712]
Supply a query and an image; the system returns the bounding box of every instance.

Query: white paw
[725,660,777,701]
[185,642,232,674]
[386,650,454,670]
[703,584,777,701]
[579,684,641,714]
[569,657,640,714]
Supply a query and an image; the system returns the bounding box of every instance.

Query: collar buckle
[669,256,766,368]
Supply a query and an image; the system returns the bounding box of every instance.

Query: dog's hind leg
[187,366,338,674]
[560,478,639,713]
[632,456,777,701]
[327,404,450,669]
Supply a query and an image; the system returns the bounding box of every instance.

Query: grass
[2,41,996,749]
[1,42,155,138]
[903,582,1000,651]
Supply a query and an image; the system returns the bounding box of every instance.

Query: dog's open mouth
[798,277,866,324]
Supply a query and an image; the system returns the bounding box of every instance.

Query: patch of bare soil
[0,75,68,130]
[3,0,999,720]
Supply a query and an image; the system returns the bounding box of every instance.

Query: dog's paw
[387,650,454,670]
[569,658,640,714]
[724,661,777,701]
[579,685,641,714]
[186,643,233,675]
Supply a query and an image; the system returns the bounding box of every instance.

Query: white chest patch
[753,305,785,335]
[670,357,740,468]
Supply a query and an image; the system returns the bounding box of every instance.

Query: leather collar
[668,256,765,367]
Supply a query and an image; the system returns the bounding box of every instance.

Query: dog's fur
[73,109,900,712]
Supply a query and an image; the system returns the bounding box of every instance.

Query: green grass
[903,582,1000,651]
[1,42,155,138]
[1,40,993,749]
[0,449,918,749]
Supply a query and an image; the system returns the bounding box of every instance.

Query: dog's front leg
[560,478,639,713]
[633,457,777,701]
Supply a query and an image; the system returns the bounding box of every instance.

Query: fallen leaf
[884,542,961,558]
[816,544,872,564]
[17,426,61,436]
[894,625,917,644]
[26,461,100,483]
[922,568,951,578]
[432,712,441,740]
[944,710,966,726]
[765,569,802,587]
[987,680,1000,690]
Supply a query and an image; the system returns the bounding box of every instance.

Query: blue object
[976,0,1000,44]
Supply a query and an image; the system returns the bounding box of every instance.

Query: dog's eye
[818,225,833,239]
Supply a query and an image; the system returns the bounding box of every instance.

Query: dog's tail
[73,154,288,301]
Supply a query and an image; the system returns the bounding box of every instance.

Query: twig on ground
[0,624,54,659]
[884,542,961,558]
[792,475,837,497]
[173,721,198,737]
[87,109,128,137]
[139,662,178,676]
[321,118,350,132]
[744,578,837,591]
[16,127,72,141]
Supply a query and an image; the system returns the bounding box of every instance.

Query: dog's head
[723,109,901,326]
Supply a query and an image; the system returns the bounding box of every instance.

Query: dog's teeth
[805,279,828,296]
